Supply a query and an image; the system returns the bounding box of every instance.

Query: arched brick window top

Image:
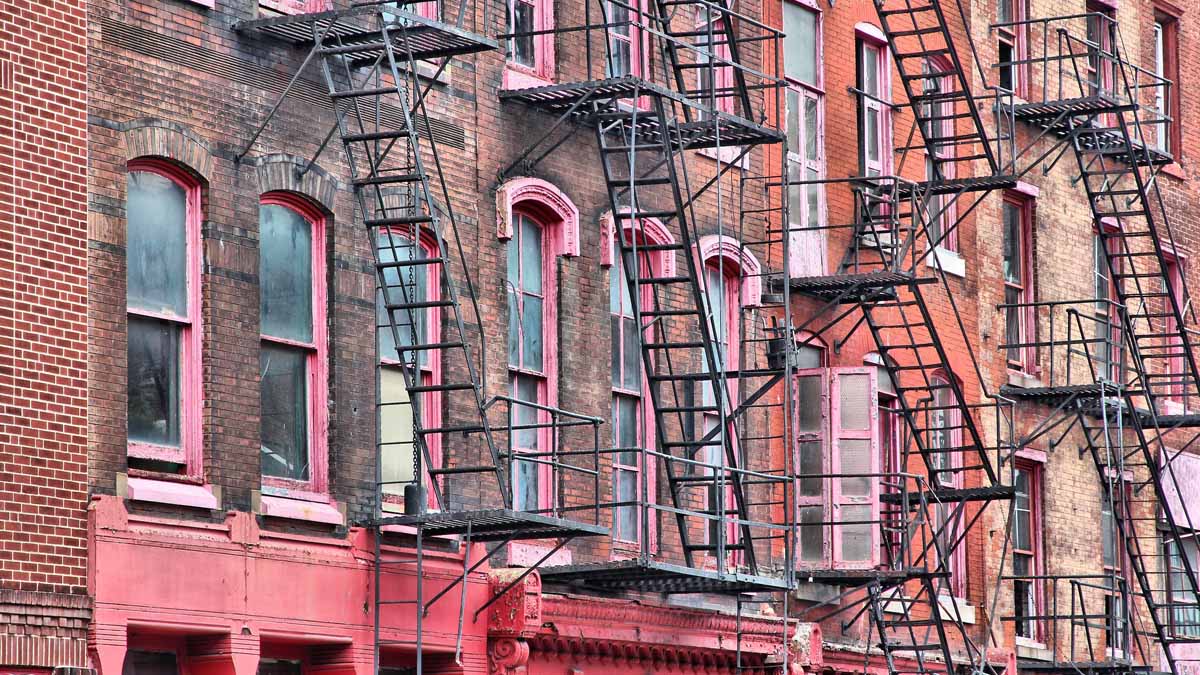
[696,234,763,307]
[497,177,579,258]
[599,210,677,277]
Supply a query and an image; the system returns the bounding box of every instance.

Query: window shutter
[794,368,829,566]
[831,367,880,567]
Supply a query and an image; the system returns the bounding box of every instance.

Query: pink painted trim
[258,0,327,14]
[1012,181,1040,198]
[599,210,677,277]
[126,159,205,481]
[126,477,219,510]
[696,234,762,306]
[260,495,344,525]
[128,441,187,465]
[1090,0,1118,9]
[1015,447,1047,464]
[854,22,887,44]
[501,180,580,510]
[794,367,829,567]
[497,177,579,257]
[260,192,330,498]
[830,367,880,568]
[502,67,555,90]
[503,0,555,84]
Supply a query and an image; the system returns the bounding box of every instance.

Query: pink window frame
[694,8,735,114]
[603,213,671,552]
[925,56,958,252]
[794,367,829,567]
[378,227,442,512]
[1003,191,1037,374]
[868,352,904,565]
[126,158,205,481]
[1162,246,1187,404]
[259,0,329,15]
[856,26,893,177]
[605,0,648,79]
[830,367,880,568]
[498,178,579,512]
[695,237,762,560]
[1152,7,1181,156]
[784,2,825,235]
[996,0,1029,98]
[930,369,966,595]
[1012,456,1045,644]
[259,192,330,500]
[503,0,556,89]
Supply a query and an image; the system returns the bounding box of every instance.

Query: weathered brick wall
[0,0,91,666]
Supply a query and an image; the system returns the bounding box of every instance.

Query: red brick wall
[0,0,89,595]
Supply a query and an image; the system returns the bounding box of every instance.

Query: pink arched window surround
[259,191,329,501]
[601,211,673,552]
[498,177,578,512]
[125,158,205,480]
[377,226,442,512]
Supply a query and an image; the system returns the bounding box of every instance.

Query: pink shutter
[794,368,829,566]
[831,367,880,568]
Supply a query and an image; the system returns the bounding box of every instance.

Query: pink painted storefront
[89,495,815,675]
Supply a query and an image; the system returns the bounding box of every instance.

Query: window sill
[506,541,572,566]
[1161,161,1185,180]
[260,494,344,526]
[1016,641,1053,662]
[925,247,966,278]
[936,594,975,624]
[502,65,553,91]
[1006,370,1042,389]
[126,477,219,510]
[698,144,749,168]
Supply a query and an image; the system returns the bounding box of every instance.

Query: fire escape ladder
[867,576,961,675]
[650,0,754,122]
[1075,403,1200,675]
[1070,117,1200,411]
[861,281,999,492]
[595,93,762,574]
[318,19,508,514]
[873,0,999,179]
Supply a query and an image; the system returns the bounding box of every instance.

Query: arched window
[605,214,672,549]
[499,178,578,512]
[259,193,328,498]
[377,228,441,513]
[125,159,203,478]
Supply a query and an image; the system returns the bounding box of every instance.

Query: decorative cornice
[540,593,787,645]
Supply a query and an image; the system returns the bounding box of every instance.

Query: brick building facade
[5,1,1200,675]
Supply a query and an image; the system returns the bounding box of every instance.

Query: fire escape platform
[897,174,1017,197]
[999,383,1118,406]
[1015,661,1163,675]
[797,567,940,588]
[1010,95,1134,125]
[499,76,784,149]
[234,6,498,62]
[375,509,608,541]
[786,271,934,302]
[1139,412,1200,428]
[539,559,791,594]
[881,485,1015,506]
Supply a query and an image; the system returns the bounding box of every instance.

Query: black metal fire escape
[236,5,607,675]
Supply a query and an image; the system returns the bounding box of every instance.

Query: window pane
[377,232,427,367]
[127,171,188,316]
[623,316,640,387]
[839,439,871,496]
[124,651,179,675]
[796,375,822,432]
[805,96,819,162]
[615,468,637,539]
[615,394,640,450]
[513,374,541,510]
[611,314,622,385]
[127,317,181,446]
[511,0,535,67]
[522,295,544,371]
[1002,203,1022,284]
[1013,468,1031,550]
[380,365,415,500]
[607,36,631,77]
[798,440,822,496]
[839,373,871,430]
[260,204,314,343]
[783,4,818,85]
[519,215,542,293]
[786,89,800,152]
[866,108,880,164]
[799,505,824,562]
[861,44,879,95]
[840,504,871,561]
[260,342,309,480]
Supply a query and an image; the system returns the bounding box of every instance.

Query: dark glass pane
[124,651,179,675]
[127,317,181,446]
[260,342,309,480]
[611,314,622,385]
[127,171,188,316]
[622,316,640,388]
[799,505,823,562]
[512,374,541,511]
[376,232,427,366]
[258,661,302,675]
[1002,203,1022,283]
[840,504,871,561]
[511,1,535,67]
[260,204,314,343]
[616,394,639,450]
[508,285,520,367]
[519,214,542,293]
[615,469,637,540]
[798,440,822,497]
[839,439,871,496]
[522,295,543,371]
[796,375,822,432]
[607,35,631,77]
